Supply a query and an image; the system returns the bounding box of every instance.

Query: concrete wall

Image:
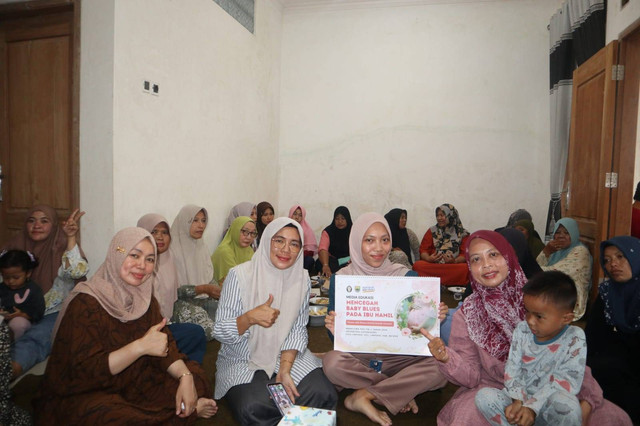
[279,0,561,238]
[79,0,283,265]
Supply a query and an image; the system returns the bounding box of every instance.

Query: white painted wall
[606,0,640,205]
[79,0,283,266]
[279,0,561,239]
[606,0,640,42]
[79,0,116,267]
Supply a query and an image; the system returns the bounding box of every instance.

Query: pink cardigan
[436,309,631,425]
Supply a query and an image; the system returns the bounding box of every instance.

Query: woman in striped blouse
[213,217,337,425]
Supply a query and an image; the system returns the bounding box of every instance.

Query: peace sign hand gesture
[62,209,85,238]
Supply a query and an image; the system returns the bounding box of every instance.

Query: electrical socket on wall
[143,80,159,96]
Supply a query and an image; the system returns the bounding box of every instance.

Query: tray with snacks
[309,297,330,306]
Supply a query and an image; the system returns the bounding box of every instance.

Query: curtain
[546,0,605,240]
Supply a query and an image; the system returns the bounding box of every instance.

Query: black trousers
[225,368,337,426]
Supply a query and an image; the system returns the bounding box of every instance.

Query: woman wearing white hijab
[214,217,337,425]
[170,205,220,340]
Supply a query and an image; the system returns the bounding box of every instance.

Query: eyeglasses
[271,236,302,253]
[240,229,258,238]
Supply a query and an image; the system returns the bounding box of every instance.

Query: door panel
[0,8,76,244]
[564,41,618,294]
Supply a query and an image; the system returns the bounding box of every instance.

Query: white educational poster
[334,275,440,356]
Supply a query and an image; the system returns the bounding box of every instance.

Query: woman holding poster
[323,212,448,426]
[422,230,632,425]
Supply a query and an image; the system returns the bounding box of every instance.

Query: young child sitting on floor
[0,250,45,341]
[475,271,586,426]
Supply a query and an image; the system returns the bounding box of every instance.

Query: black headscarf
[499,228,542,279]
[323,206,352,259]
[599,236,640,333]
[256,201,275,241]
[384,208,412,265]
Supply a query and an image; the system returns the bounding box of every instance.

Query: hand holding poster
[333,275,440,356]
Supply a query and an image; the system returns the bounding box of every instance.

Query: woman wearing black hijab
[315,206,352,277]
[498,228,543,278]
[385,208,419,268]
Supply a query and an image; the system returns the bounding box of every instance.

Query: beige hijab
[170,205,214,286]
[339,212,409,277]
[235,217,307,377]
[137,214,178,319]
[53,227,156,338]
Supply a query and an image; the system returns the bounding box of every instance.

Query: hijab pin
[116,246,126,253]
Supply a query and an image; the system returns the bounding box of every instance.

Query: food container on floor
[309,305,328,327]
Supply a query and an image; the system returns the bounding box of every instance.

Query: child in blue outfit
[475,271,586,426]
[0,250,45,341]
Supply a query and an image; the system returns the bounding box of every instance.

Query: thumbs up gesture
[249,294,280,328]
[139,318,169,357]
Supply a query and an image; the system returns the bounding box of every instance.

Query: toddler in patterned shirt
[475,271,585,426]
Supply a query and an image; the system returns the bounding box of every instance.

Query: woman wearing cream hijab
[170,205,220,340]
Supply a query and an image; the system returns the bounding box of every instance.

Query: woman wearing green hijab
[212,217,257,284]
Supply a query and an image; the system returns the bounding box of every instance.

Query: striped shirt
[213,268,322,399]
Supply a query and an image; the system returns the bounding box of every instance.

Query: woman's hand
[62,209,84,238]
[196,284,221,300]
[542,240,560,257]
[108,318,168,375]
[437,302,448,321]
[325,311,336,334]
[421,329,449,363]
[62,209,85,252]
[321,264,332,278]
[276,370,300,404]
[424,252,444,263]
[175,373,198,418]
[138,318,169,357]
[248,294,280,328]
[443,253,455,264]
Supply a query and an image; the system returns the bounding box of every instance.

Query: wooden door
[564,41,618,292]
[610,25,640,238]
[0,3,79,244]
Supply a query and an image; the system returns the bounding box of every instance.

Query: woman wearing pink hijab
[288,205,318,272]
[323,213,448,426]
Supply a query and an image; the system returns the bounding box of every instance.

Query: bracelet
[323,264,328,266]
[178,372,192,380]
[280,359,294,365]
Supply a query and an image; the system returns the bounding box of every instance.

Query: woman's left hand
[437,302,448,321]
[175,374,198,418]
[276,370,300,404]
